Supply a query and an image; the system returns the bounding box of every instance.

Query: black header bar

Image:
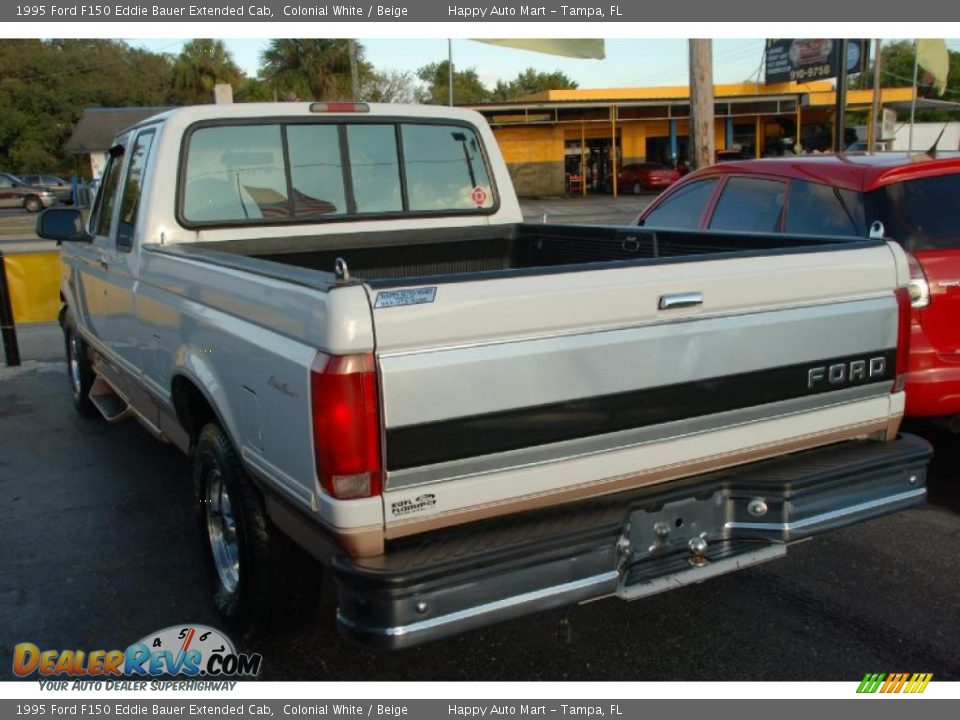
[2,0,956,22]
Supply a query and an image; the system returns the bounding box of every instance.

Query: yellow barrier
[3,251,61,324]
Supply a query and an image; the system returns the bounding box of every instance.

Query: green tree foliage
[0,39,174,173]
[171,39,244,105]
[363,70,419,104]
[260,39,373,101]
[877,40,960,96]
[854,40,960,120]
[235,76,275,102]
[416,61,491,104]
[490,67,578,101]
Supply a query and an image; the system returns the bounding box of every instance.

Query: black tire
[23,195,42,213]
[632,182,642,196]
[194,422,323,633]
[63,313,98,417]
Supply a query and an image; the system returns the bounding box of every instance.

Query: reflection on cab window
[402,124,494,211]
[184,124,290,222]
[287,124,346,218]
[181,121,496,225]
[347,124,402,213]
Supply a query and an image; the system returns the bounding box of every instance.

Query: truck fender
[170,348,241,454]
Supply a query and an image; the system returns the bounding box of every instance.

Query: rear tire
[194,422,323,633]
[23,195,42,213]
[63,313,98,418]
[632,182,642,196]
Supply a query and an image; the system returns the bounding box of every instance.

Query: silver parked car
[20,174,74,205]
[0,172,58,212]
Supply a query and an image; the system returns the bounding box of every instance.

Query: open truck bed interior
[171,224,878,286]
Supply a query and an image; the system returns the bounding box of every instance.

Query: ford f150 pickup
[38,103,931,649]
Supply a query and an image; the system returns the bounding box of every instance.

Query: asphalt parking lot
[1,322,959,683]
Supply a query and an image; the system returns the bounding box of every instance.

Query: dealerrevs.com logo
[13,625,262,687]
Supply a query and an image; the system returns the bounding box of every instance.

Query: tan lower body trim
[383,419,889,541]
[338,526,386,557]
[886,413,904,441]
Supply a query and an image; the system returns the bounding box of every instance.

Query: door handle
[659,292,703,310]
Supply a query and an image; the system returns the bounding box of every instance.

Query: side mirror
[36,208,91,243]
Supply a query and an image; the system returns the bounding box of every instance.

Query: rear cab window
[180,119,496,226]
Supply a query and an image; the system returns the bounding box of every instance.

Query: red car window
[785,180,865,237]
[870,174,960,251]
[641,178,718,229]
[709,177,786,232]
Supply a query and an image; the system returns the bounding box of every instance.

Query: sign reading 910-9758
[12,625,262,679]
[765,39,868,84]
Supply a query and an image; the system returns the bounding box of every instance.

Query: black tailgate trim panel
[385,349,896,470]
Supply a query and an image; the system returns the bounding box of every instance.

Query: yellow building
[469,81,916,197]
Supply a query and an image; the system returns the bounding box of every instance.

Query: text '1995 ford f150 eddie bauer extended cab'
[39,103,931,648]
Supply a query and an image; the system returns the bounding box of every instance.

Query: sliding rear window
[180,120,496,226]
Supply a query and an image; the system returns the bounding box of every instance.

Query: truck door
[72,143,126,345]
[101,128,156,372]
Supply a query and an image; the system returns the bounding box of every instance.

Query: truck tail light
[906,252,930,309]
[310,353,381,499]
[894,287,912,393]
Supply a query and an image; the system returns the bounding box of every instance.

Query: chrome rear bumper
[334,434,931,649]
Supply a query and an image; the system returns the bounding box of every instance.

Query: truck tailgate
[370,243,905,538]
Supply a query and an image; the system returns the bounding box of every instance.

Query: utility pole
[688,39,715,171]
[908,39,919,152]
[448,39,454,106]
[348,39,360,101]
[867,39,883,150]
[833,39,849,152]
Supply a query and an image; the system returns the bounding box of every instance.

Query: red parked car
[637,152,960,424]
[617,162,680,194]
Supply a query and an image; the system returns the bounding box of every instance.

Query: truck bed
[174,224,877,285]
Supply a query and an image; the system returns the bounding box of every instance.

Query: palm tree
[172,39,243,105]
[260,40,368,101]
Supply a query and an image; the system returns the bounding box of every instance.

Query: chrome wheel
[206,468,240,595]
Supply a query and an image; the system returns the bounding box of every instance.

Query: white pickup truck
[39,103,930,649]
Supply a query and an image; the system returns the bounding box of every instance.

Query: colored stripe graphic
[857,673,886,693]
[907,673,933,693]
[857,672,931,693]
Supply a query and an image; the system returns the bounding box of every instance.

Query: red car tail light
[894,287,912,393]
[905,252,930,309]
[310,353,382,499]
